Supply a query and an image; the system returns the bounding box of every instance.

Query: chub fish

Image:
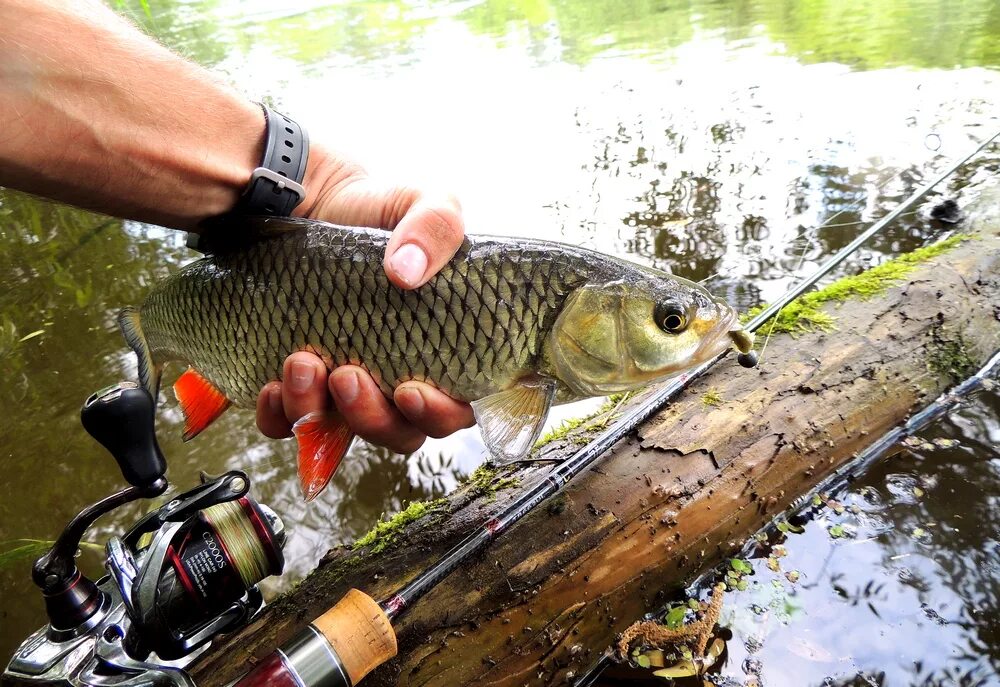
[120,218,755,501]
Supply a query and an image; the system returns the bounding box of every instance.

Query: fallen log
[191,200,1000,687]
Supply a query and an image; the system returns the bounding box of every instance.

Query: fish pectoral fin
[472,378,557,464]
[292,411,354,503]
[173,368,232,441]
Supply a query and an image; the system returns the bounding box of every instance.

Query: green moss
[534,392,635,450]
[701,388,723,407]
[462,465,519,500]
[535,416,588,447]
[351,498,446,554]
[743,234,970,335]
[927,329,977,381]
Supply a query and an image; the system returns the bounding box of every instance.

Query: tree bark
[191,213,1000,687]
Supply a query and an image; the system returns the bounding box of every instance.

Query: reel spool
[116,494,285,660]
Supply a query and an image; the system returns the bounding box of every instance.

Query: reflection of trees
[819,673,887,687]
[116,0,1000,72]
[852,395,1000,679]
[623,171,726,281]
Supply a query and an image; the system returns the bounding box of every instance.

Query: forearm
[0,0,267,229]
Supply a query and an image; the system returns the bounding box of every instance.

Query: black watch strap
[236,106,309,216]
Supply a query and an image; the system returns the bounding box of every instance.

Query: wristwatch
[187,105,309,253]
[235,105,309,217]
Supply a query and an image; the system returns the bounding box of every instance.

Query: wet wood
[192,216,1000,687]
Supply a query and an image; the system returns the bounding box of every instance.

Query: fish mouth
[694,307,750,362]
[728,327,755,354]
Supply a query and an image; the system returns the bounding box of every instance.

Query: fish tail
[292,411,355,502]
[118,306,162,399]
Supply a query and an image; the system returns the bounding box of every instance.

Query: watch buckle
[247,167,305,204]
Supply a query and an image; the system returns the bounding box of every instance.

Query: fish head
[547,274,752,397]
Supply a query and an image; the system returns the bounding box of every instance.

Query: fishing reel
[4,383,286,687]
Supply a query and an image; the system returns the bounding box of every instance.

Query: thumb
[307,176,465,290]
[382,191,464,289]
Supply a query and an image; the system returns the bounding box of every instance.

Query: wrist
[193,98,266,224]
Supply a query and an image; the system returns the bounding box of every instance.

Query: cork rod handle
[312,589,397,685]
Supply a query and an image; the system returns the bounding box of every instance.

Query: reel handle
[82,383,166,488]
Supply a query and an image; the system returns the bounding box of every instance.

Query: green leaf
[636,654,651,668]
[776,520,805,534]
[730,558,753,574]
[811,494,823,507]
[829,524,846,538]
[17,330,44,343]
[664,605,687,629]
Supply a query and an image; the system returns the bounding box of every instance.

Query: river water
[1,0,998,682]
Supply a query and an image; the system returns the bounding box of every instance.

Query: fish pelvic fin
[472,377,557,463]
[292,411,355,502]
[174,368,232,441]
[118,306,162,399]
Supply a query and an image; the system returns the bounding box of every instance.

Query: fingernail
[397,386,425,415]
[332,369,361,405]
[288,361,316,394]
[388,243,428,288]
[268,386,283,414]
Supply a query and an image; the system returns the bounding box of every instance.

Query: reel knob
[82,383,166,488]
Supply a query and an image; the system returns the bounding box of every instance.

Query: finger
[328,366,426,454]
[282,352,330,424]
[256,381,292,439]
[393,382,476,438]
[383,193,465,289]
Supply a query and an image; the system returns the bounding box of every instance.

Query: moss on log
[191,207,1000,687]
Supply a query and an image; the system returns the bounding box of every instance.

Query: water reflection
[2,0,1000,670]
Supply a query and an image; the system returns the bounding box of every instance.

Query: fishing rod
[228,129,1000,687]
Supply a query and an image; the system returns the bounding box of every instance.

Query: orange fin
[173,368,232,441]
[292,411,354,502]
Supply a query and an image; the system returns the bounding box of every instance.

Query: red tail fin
[292,411,355,502]
[174,368,232,441]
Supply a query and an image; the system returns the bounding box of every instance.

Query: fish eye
[654,302,688,334]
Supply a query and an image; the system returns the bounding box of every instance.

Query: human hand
[255,145,475,454]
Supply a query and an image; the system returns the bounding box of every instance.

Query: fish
[119,217,754,501]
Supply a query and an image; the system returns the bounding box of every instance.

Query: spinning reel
[4,383,286,687]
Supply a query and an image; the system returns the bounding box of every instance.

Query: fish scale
[137,225,591,408]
